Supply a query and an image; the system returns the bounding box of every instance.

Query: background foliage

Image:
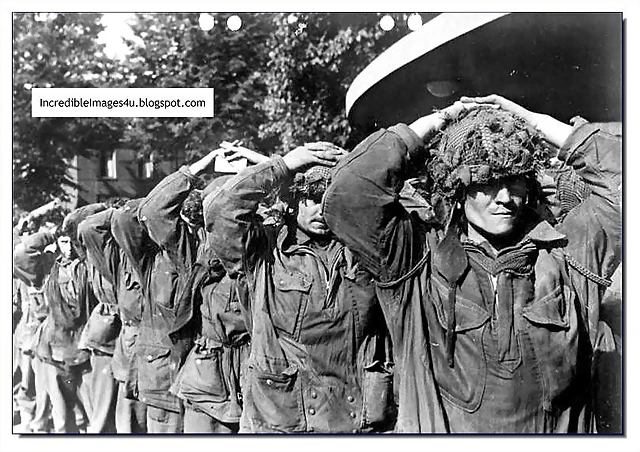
[13,12,428,213]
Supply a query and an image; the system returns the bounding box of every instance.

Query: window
[99,150,117,179]
[137,152,155,179]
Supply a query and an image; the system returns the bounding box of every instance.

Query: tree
[122,13,274,163]
[13,13,125,211]
[256,13,414,152]
[122,13,423,161]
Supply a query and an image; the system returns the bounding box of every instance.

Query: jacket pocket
[271,270,311,337]
[361,360,396,430]
[431,279,490,412]
[137,344,173,394]
[78,302,121,352]
[243,362,304,432]
[522,284,578,403]
[173,340,229,403]
[522,285,570,329]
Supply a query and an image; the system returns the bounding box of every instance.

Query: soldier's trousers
[115,382,148,433]
[183,404,238,433]
[79,353,118,433]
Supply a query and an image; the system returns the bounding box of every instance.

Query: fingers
[309,149,344,166]
[305,141,347,155]
[460,94,502,104]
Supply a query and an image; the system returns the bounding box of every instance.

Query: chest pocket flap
[271,270,311,337]
[274,273,311,293]
[522,285,570,329]
[432,278,491,333]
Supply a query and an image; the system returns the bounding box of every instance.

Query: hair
[103,196,130,209]
[180,190,204,228]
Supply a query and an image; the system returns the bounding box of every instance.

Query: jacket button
[308,408,316,415]
[103,318,110,323]
[347,396,354,402]
[279,280,284,285]
[141,215,147,222]
[349,412,356,418]
[196,359,202,365]
[146,355,153,362]
[266,379,273,386]
[310,391,318,398]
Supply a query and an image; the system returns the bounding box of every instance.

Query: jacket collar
[434,218,566,285]
[276,222,334,254]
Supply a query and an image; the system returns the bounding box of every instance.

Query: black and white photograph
[2,2,637,450]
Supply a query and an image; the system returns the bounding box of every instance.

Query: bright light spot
[199,13,215,31]
[287,14,298,24]
[227,15,242,31]
[426,80,459,98]
[407,13,423,31]
[35,13,58,22]
[379,15,395,31]
[24,83,33,90]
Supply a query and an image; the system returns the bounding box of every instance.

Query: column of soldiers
[12,95,622,434]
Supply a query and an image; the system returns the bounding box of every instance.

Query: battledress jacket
[13,232,56,354]
[169,243,249,424]
[323,122,622,433]
[78,206,145,385]
[115,167,202,413]
[206,157,396,433]
[77,207,122,355]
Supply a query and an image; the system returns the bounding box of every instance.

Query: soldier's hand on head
[460,95,535,125]
[282,142,346,172]
[461,94,573,149]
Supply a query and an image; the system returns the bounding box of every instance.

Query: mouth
[311,220,329,228]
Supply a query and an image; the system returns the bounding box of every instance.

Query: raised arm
[13,231,56,288]
[204,157,290,277]
[77,208,119,285]
[111,199,157,286]
[323,124,432,281]
[556,123,622,281]
[205,143,343,277]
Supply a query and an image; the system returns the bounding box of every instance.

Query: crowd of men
[12,95,622,434]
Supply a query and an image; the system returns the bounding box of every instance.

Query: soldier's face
[464,176,528,237]
[57,236,72,258]
[296,198,330,237]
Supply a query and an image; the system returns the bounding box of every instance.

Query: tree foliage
[122,13,274,162]
[13,13,125,211]
[14,12,430,210]
[256,13,407,152]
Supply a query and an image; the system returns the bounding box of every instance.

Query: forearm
[206,157,290,276]
[78,209,118,282]
[324,124,421,277]
[558,123,622,280]
[530,113,574,149]
[138,167,198,248]
[111,203,154,278]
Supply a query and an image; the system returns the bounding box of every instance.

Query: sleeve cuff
[389,123,423,156]
[178,165,199,186]
[271,155,293,181]
[557,122,601,163]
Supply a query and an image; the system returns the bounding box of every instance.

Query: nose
[494,184,513,204]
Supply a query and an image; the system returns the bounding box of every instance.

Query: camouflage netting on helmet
[414,107,551,225]
[555,166,591,215]
[290,165,332,202]
[180,189,204,228]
